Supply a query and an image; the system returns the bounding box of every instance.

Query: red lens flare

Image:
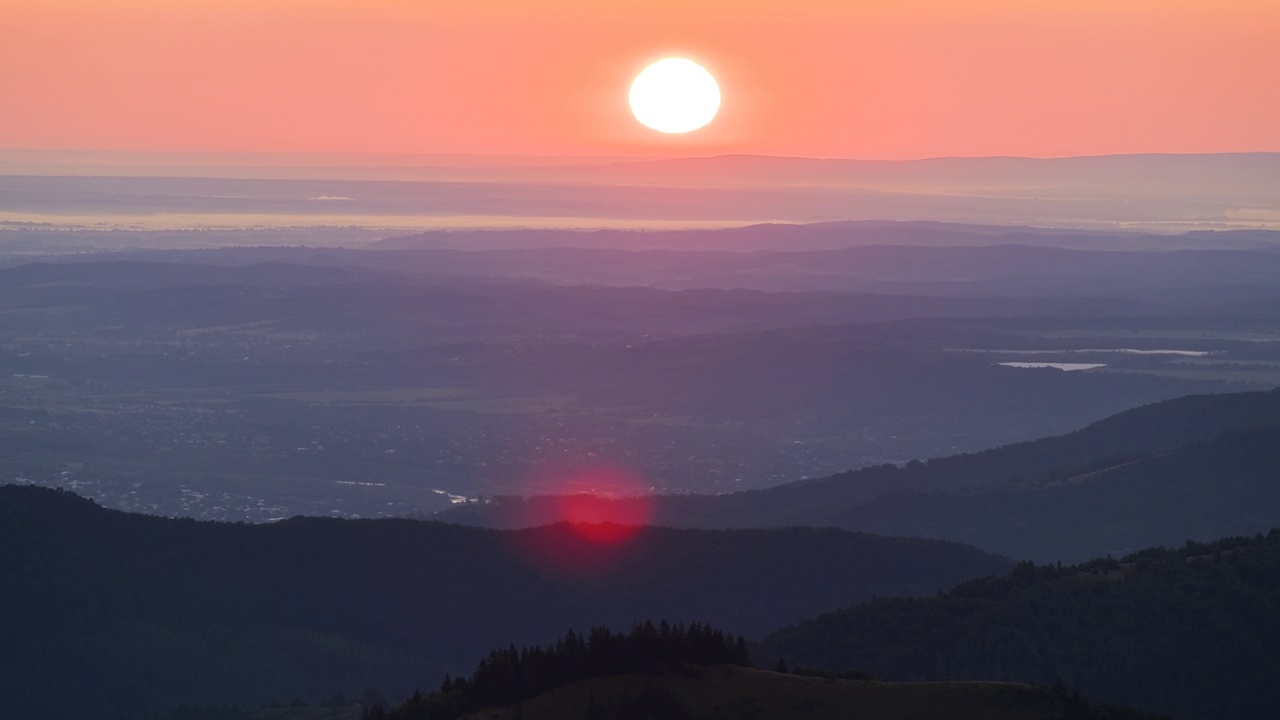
[555,466,654,544]
[503,464,656,575]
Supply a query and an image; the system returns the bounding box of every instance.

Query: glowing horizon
[2,0,1278,159]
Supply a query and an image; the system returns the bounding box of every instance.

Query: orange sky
[2,0,1278,160]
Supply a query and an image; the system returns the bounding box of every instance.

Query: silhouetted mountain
[0,485,1009,720]
[760,530,1280,720]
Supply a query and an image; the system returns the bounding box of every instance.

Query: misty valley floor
[2,219,1280,720]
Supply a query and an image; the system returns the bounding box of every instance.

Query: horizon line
[3,147,1279,170]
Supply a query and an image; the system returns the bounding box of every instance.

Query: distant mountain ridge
[376,220,1280,253]
[5,152,1278,232]
[444,389,1280,561]
[23,233,1280,302]
[593,152,1280,195]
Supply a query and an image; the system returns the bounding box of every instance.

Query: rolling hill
[0,485,1009,720]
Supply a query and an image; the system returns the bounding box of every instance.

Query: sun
[628,58,721,134]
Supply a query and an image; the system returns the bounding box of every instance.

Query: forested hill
[760,530,1280,720]
[0,486,1009,720]
[445,389,1280,561]
[385,623,752,720]
[134,624,1170,720]
[450,667,1171,720]
[377,623,1165,720]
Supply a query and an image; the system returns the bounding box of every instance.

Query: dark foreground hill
[135,623,1168,720]
[0,486,1009,720]
[446,390,1280,561]
[382,622,1165,720]
[456,667,1167,720]
[760,530,1280,720]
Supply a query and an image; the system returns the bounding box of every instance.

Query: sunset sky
[3,0,1278,160]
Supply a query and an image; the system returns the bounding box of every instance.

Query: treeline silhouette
[761,529,1280,720]
[379,622,750,720]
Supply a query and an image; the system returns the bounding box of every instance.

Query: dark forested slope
[0,486,1008,720]
[134,624,1170,720]
[760,531,1280,720]
[376,624,1164,720]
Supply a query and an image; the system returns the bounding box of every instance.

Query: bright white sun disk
[629,58,721,134]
